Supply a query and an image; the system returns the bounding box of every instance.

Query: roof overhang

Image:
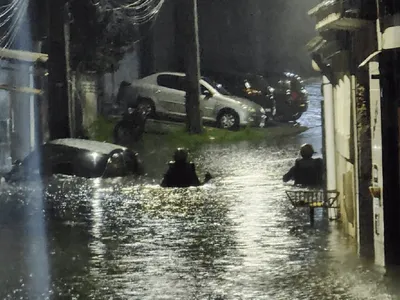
[0,48,48,63]
[359,51,381,68]
[316,13,371,31]
[306,35,344,63]
[0,84,43,95]
[308,0,336,16]
[382,25,400,50]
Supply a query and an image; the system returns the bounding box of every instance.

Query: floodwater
[0,80,399,300]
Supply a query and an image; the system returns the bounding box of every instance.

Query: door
[155,74,186,118]
[369,61,385,266]
[200,82,217,122]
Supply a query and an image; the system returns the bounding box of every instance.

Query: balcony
[306,34,347,63]
[308,0,376,32]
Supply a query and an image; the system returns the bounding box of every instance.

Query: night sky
[197,0,320,76]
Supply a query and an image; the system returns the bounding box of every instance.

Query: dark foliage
[69,0,139,73]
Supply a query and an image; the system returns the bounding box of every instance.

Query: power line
[97,0,165,25]
[0,0,30,65]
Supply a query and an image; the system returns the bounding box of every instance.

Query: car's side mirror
[202,89,212,98]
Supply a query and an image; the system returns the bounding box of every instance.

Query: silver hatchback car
[123,72,266,130]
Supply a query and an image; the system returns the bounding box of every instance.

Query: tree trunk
[64,2,76,138]
[178,0,202,134]
[47,0,70,139]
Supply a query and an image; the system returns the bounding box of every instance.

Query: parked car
[203,70,309,122]
[118,72,266,130]
[202,70,276,121]
[3,138,144,182]
[263,72,309,122]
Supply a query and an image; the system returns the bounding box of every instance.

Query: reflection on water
[0,81,398,299]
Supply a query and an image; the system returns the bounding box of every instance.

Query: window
[201,77,231,95]
[52,162,75,176]
[200,84,210,95]
[103,151,127,178]
[157,74,186,91]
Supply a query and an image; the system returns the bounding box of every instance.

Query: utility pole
[177,0,202,134]
[64,2,75,138]
[46,0,70,139]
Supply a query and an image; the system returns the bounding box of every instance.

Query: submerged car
[117,72,266,130]
[202,70,276,121]
[3,138,144,182]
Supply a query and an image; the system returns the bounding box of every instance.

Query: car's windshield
[201,76,231,96]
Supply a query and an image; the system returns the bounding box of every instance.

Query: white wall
[332,73,357,238]
[0,66,11,172]
[102,51,140,104]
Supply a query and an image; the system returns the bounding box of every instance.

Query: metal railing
[286,189,339,208]
[285,189,340,224]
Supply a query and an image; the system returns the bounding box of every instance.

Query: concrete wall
[75,73,99,130]
[0,65,12,172]
[330,58,358,238]
[9,64,38,161]
[102,51,140,104]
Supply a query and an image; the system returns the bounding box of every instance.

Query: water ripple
[0,80,397,299]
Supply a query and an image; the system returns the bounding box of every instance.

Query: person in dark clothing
[113,107,147,144]
[283,143,323,187]
[161,148,212,188]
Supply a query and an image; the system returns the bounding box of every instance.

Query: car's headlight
[260,108,265,114]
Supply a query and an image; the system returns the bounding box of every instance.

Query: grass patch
[87,116,116,143]
[165,125,308,148]
[87,116,308,148]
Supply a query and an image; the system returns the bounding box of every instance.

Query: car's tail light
[291,91,299,101]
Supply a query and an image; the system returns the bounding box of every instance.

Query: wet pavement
[0,80,399,299]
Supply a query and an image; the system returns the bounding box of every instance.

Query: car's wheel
[291,112,303,121]
[217,109,240,130]
[137,98,155,118]
[274,111,303,123]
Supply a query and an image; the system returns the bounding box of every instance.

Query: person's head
[300,143,315,159]
[174,148,188,163]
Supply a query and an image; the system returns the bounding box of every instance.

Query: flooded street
[0,80,399,300]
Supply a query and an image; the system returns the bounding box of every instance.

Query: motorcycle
[113,107,148,146]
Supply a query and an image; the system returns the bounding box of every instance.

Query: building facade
[308,0,400,266]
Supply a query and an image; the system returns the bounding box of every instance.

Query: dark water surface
[0,81,398,299]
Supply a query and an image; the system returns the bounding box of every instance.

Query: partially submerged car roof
[49,138,128,155]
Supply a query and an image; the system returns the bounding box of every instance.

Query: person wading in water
[161,148,212,188]
[283,143,323,187]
